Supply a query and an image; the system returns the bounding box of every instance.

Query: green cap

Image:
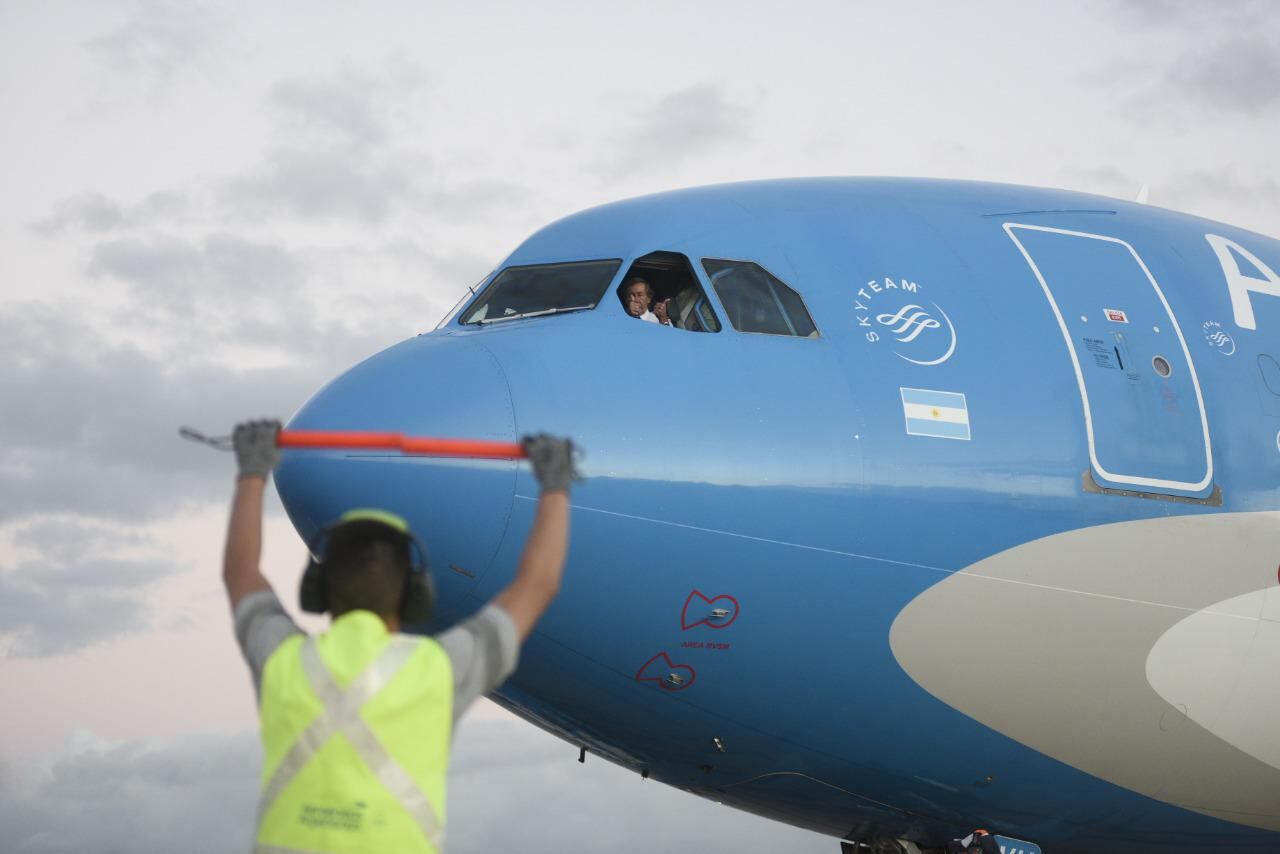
[337,508,411,534]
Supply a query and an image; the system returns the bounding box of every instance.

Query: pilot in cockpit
[622,277,661,324]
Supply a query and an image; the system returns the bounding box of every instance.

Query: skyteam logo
[877,303,941,342]
[1202,320,1236,356]
[856,276,957,366]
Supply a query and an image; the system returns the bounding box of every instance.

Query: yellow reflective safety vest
[254,610,453,854]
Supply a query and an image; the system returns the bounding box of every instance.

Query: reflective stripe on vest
[255,635,444,854]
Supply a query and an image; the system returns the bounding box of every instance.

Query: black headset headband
[299,509,435,625]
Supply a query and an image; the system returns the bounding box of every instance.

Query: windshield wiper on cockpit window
[470,304,596,325]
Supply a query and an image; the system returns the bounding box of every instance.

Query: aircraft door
[1005,223,1214,499]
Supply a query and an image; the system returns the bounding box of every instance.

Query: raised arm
[222,420,281,610]
[493,435,579,641]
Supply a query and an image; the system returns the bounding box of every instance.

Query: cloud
[0,729,260,853]
[1108,0,1204,25]
[1057,164,1280,235]
[1096,3,1280,118]
[218,149,531,225]
[1059,165,1141,200]
[218,146,436,224]
[428,179,533,222]
[0,280,407,655]
[213,63,532,226]
[1109,0,1276,28]
[11,519,147,565]
[0,303,336,525]
[0,721,831,854]
[0,556,173,658]
[88,232,307,311]
[7,211,484,529]
[1154,167,1280,231]
[267,65,427,152]
[85,0,231,89]
[218,63,431,224]
[34,191,194,235]
[1164,35,1280,112]
[0,517,176,657]
[82,230,456,359]
[598,83,751,177]
[35,59,528,233]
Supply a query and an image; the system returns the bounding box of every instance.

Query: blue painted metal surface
[275,178,1280,852]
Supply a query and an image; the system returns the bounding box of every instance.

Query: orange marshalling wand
[277,430,526,459]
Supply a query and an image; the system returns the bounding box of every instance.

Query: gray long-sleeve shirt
[233,590,519,725]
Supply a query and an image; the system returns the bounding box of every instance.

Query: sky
[1,1,1278,851]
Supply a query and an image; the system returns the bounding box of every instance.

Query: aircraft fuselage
[277,178,1280,852]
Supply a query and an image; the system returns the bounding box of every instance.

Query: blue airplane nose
[274,335,518,621]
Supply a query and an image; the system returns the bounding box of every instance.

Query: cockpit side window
[459,259,621,325]
[435,268,498,330]
[616,251,721,332]
[701,259,818,338]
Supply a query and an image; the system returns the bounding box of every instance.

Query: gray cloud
[380,238,495,289]
[267,65,427,152]
[82,231,452,359]
[1108,0,1206,25]
[0,303,327,654]
[1059,165,1140,200]
[216,63,442,224]
[0,304,335,524]
[1096,3,1280,119]
[34,191,194,235]
[0,534,175,657]
[0,566,162,658]
[0,721,830,853]
[599,83,750,177]
[88,232,307,310]
[1055,164,1280,237]
[1110,0,1276,28]
[1156,168,1280,230]
[1165,35,1280,112]
[428,178,532,222]
[36,59,527,233]
[213,62,532,225]
[218,146,435,224]
[11,519,147,565]
[0,730,260,853]
[85,0,231,88]
[6,206,481,529]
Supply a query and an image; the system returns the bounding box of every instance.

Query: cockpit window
[616,250,721,332]
[459,259,621,325]
[701,259,818,337]
[435,268,497,330]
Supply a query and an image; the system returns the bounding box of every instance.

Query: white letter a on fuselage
[1205,233,1280,331]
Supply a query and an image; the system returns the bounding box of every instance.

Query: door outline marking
[1004,223,1213,493]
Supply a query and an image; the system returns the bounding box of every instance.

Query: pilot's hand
[654,299,672,325]
[233,419,281,480]
[521,434,581,493]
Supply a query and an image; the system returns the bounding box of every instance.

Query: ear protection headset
[299,508,435,625]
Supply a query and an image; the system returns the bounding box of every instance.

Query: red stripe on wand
[277,431,526,459]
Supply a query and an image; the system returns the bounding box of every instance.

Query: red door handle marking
[681,590,740,630]
[635,652,696,691]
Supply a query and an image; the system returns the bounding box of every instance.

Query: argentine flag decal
[900,387,971,440]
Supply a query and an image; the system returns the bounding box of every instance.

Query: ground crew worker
[223,419,579,853]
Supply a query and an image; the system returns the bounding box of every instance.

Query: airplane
[273,177,1280,853]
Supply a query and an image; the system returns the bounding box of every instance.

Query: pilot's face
[625,283,651,317]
